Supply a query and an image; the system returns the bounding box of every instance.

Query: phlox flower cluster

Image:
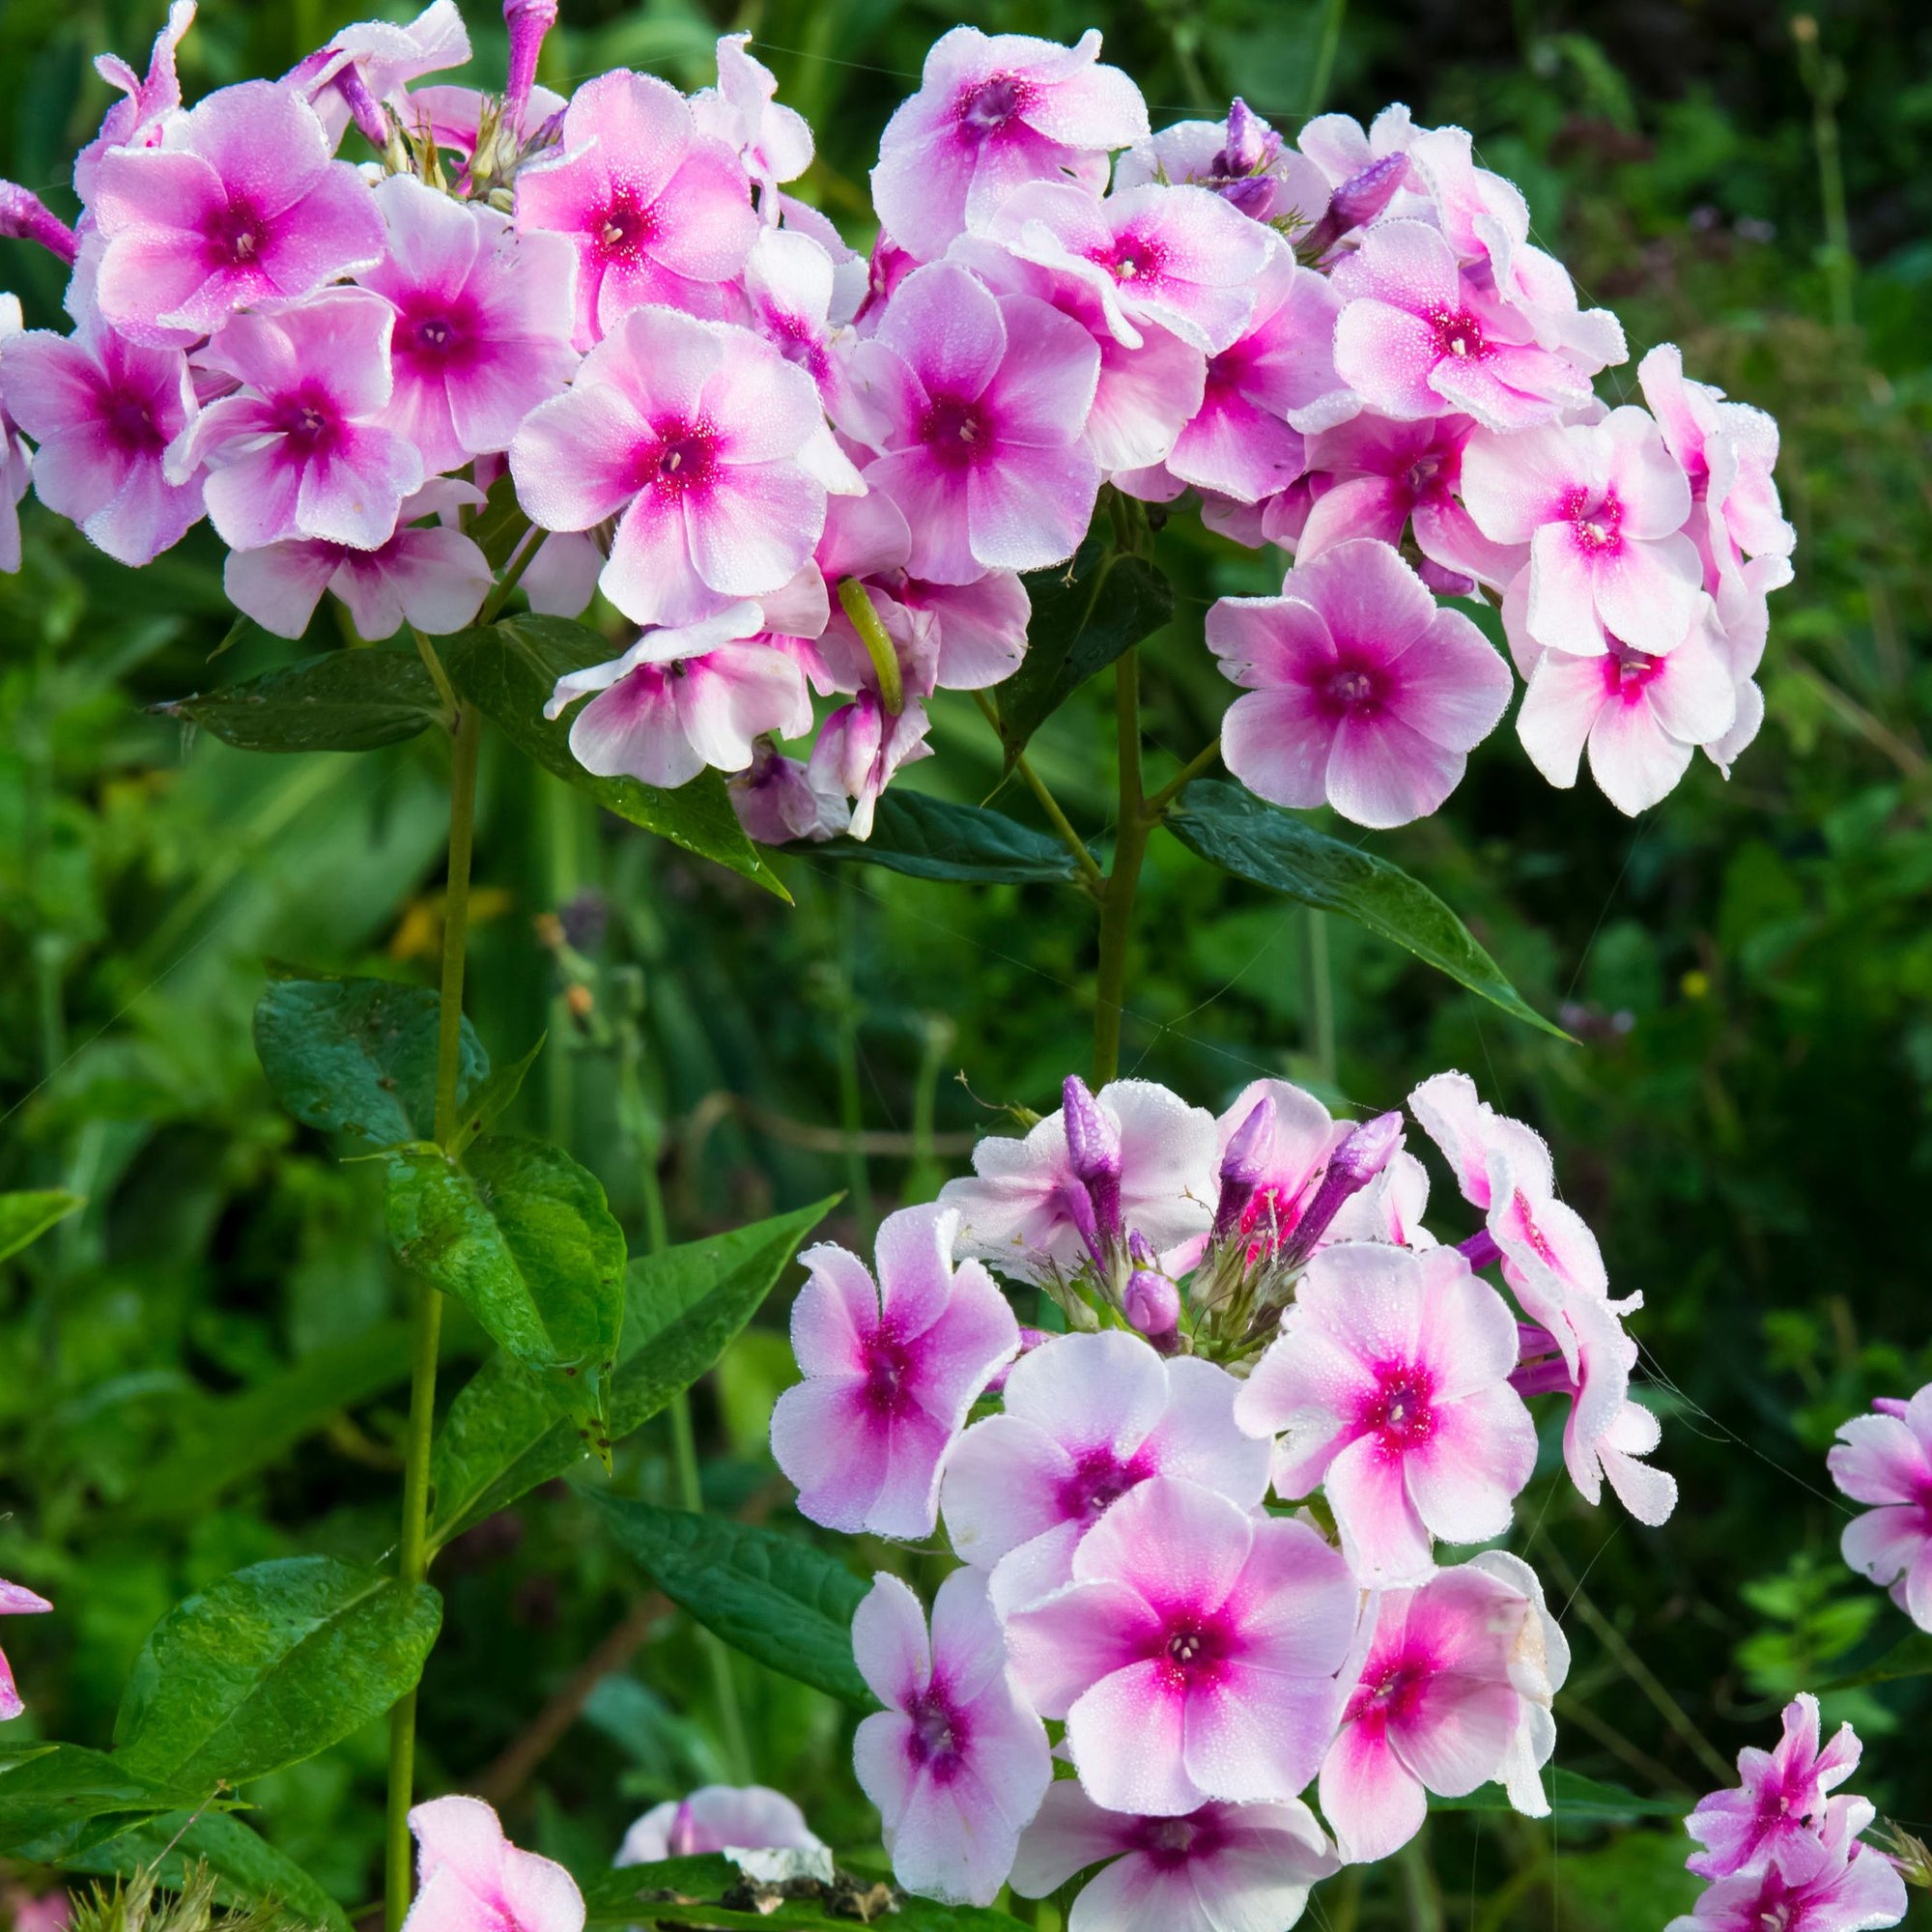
[1828,1384,1932,1633]
[1669,1694,1906,1932]
[768,1066,1675,1921]
[0,9,1791,840]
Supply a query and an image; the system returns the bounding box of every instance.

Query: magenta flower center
[859,1321,917,1416]
[1350,1652,1427,1730]
[1425,303,1489,362]
[920,393,991,469]
[1056,1445,1153,1523]
[903,1680,970,1781]
[102,386,163,454]
[1238,1180,1304,1261]
[1563,485,1625,554]
[639,418,717,497]
[1362,1361,1435,1450]
[957,72,1031,137]
[1094,231,1168,287]
[1131,1810,1227,1870]
[277,388,340,455]
[208,198,267,267]
[1153,1609,1232,1690]
[761,306,830,384]
[595,188,658,261]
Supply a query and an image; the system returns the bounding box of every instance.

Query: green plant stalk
[668,1388,753,1784]
[1297,906,1337,1088]
[970,692,1102,892]
[1794,17,1855,330]
[837,875,875,1241]
[384,693,482,1932]
[1303,0,1350,121]
[1093,649,1149,1087]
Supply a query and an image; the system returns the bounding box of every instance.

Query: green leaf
[1163,781,1569,1040]
[427,1198,834,1550]
[120,1322,416,1523]
[114,1556,442,1790]
[588,1497,869,1708]
[443,617,786,898]
[582,1859,1026,1930]
[43,1810,353,1932]
[1822,1629,1932,1690]
[808,789,1081,885]
[447,1035,545,1156]
[0,1189,83,1264]
[254,972,489,1148]
[385,1135,627,1458]
[0,1746,208,1857]
[1433,1768,1686,1821]
[995,535,1174,764]
[155,646,449,753]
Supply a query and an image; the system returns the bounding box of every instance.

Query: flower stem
[971,692,1103,894]
[1140,735,1221,823]
[384,688,482,1932]
[1297,906,1337,1088]
[668,1390,753,1782]
[1303,0,1349,120]
[1092,649,1148,1087]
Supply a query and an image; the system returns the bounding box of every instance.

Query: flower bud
[1302,151,1407,257]
[1062,1075,1122,1245]
[1278,1110,1404,1265]
[986,1325,1049,1395]
[503,0,559,131]
[1457,1226,1502,1271]
[1123,1269,1180,1346]
[1212,1095,1276,1237]
[0,183,77,266]
[1214,98,1278,179]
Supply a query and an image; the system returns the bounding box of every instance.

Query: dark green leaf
[0,1189,83,1264]
[385,1135,626,1456]
[447,1035,546,1156]
[582,1859,1026,1930]
[155,646,449,753]
[1433,1768,1686,1821]
[114,1556,442,1789]
[995,535,1174,764]
[427,1198,834,1549]
[1822,1629,1932,1690]
[808,790,1081,885]
[0,1745,212,1857]
[120,1322,416,1522]
[444,617,785,898]
[1164,781,1569,1039]
[254,972,489,1148]
[588,1497,869,1708]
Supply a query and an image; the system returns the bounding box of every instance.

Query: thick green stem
[1092,651,1148,1088]
[1141,736,1221,823]
[384,694,482,1932]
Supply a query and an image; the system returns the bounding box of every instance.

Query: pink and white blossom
[1208,537,1513,830]
[73,0,196,202]
[809,683,934,839]
[289,2,472,151]
[1687,1693,1862,1884]
[1829,1386,1932,1631]
[1009,1784,1338,1932]
[852,1570,1050,1906]
[514,71,757,346]
[89,81,384,348]
[1667,1796,1907,1932]
[1004,1475,1358,1814]
[844,261,1100,583]
[870,28,1148,262]
[0,299,27,577]
[941,1331,1270,1612]
[1319,1564,1531,1862]
[1116,99,1334,236]
[403,1795,583,1932]
[1464,1549,1570,1817]
[772,1203,1018,1539]
[617,1785,825,1865]
[1235,1240,1537,1583]
[165,291,423,551]
[741,227,853,417]
[693,36,813,213]
[0,1577,51,1720]
[356,174,579,476]
[729,739,851,845]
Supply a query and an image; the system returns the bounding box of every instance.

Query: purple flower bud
[1062,1074,1123,1245]
[1278,1110,1404,1266]
[1212,1095,1277,1237]
[1123,1269,1180,1344]
[1458,1226,1503,1272]
[331,62,390,150]
[1213,98,1278,179]
[1301,151,1407,257]
[986,1326,1049,1396]
[0,183,77,266]
[503,0,559,131]
[1219,174,1280,220]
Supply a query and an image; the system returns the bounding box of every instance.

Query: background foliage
[3,0,1930,1925]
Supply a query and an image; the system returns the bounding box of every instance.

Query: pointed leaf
[443,616,786,898]
[0,1747,209,1857]
[428,1198,834,1550]
[155,646,449,753]
[996,536,1173,764]
[588,1497,869,1708]
[582,1858,1027,1930]
[1822,1630,1932,1690]
[254,972,489,1148]
[808,790,1081,885]
[114,1556,442,1789]
[385,1135,626,1458]
[0,1190,83,1264]
[1164,781,1570,1039]
[448,1035,546,1156]
[1433,1768,1686,1821]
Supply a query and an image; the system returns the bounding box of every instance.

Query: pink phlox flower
[1165,246,1353,505]
[73,0,196,204]
[1326,1148,1436,1249]
[1667,1794,1907,1932]
[286,1,473,151]
[1114,99,1335,238]
[0,1576,52,1720]
[1297,102,1426,199]
[1330,219,1595,433]
[514,70,757,348]
[509,304,837,630]
[771,1202,1019,1538]
[729,738,851,845]
[843,260,1100,584]
[166,290,422,551]
[403,1795,584,1932]
[742,227,854,419]
[984,180,1274,355]
[1701,556,1781,775]
[946,233,1207,479]
[1461,406,1701,658]
[941,1330,1270,1614]
[223,477,491,639]
[0,306,202,566]
[1507,576,1739,816]
[404,82,570,169]
[1009,1784,1338,1932]
[1318,1564,1530,1863]
[617,1785,826,1864]
[1298,412,1524,592]
[938,1078,1216,1286]
[1829,1385,1932,1631]
[1004,1475,1358,1815]
[809,677,935,840]
[0,305,27,577]
[1463,1549,1571,1817]
[853,232,919,334]
[1234,1240,1538,1584]
[356,174,579,476]
[517,529,602,619]
[770,197,869,323]
[869,27,1149,263]
[1687,1693,1862,1885]
[1208,537,1513,830]
[853,1570,1050,1907]
[90,81,384,348]
[692,35,813,214]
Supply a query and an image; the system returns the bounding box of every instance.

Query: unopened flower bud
[1123,1269,1180,1346]
[1302,151,1407,257]
[503,0,559,130]
[986,1325,1049,1395]
[1457,1226,1502,1271]
[333,62,392,151]
[1212,1095,1276,1237]
[1220,173,1279,220]
[1062,1074,1122,1244]
[0,183,77,266]
[1278,1110,1404,1265]
[1215,98,1278,178]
